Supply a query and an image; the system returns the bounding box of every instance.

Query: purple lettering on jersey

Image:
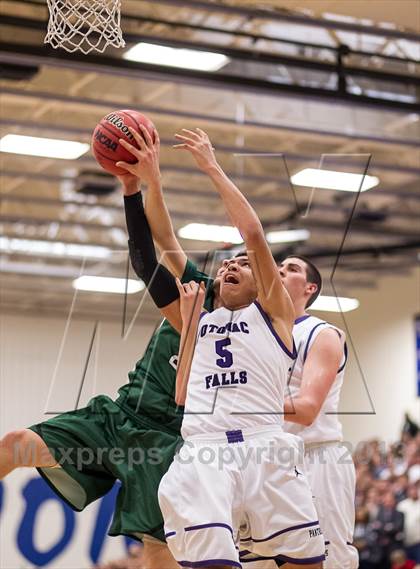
[212,373,221,387]
[204,370,248,389]
[215,338,233,368]
[221,373,230,386]
[240,322,249,334]
[200,325,208,337]
[239,371,248,384]
[199,321,249,338]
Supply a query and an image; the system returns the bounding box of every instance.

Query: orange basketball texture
[92,110,156,176]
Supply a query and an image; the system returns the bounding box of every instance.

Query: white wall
[311,268,420,446]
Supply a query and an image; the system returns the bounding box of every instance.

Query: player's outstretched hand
[175,279,206,325]
[116,125,161,186]
[173,128,217,174]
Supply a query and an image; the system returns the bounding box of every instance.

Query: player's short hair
[284,255,322,308]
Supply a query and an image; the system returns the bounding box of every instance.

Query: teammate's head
[278,255,322,308]
[216,254,258,309]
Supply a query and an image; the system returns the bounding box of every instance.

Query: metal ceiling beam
[0,41,418,113]
[293,218,420,239]
[1,15,419,88]
[2,151,420,208]
[7,1,418,63]
[1,212,418,239]
[118,32,420,87]
[149,0,420,43]
[296,239,420,260]
[121,17,418,65]
[2,153,420,203]
[0,233,123,251]
[1,183,420,222]
[2,87,419,150]
[0,116,420,176]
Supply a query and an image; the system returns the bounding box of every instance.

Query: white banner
[0,469,135,568]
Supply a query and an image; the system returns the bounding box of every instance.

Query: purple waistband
[180,560,241,568]
[226,429,244,443]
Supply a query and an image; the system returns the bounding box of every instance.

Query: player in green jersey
[0,126,222,568]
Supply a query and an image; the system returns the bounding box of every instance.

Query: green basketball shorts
[28,394,182,542]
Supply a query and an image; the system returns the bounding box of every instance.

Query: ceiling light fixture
[266,229,311,243]
[123,42,229,71]
[291,168,379,192]
[0,237,111,259]
[309,295,360,313]
[0,134,90,160]
[73,276,144,294]
[178,223,243,244]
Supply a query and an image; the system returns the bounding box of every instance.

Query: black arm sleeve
[124,192,179,309]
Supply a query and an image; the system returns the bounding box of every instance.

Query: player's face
[278,257,314,305]
[218,255,257,309]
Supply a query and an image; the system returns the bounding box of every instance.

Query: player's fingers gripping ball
[92,109,156,176]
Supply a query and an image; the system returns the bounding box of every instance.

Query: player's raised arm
[174,280,206,406]
[117,126,188,278]
[174,128,295,349]
[284,328,345,425]
[119,178,183,332]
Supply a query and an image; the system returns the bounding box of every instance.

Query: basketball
[91,109,156,176]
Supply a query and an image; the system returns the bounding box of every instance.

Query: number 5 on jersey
[215,338,233,368]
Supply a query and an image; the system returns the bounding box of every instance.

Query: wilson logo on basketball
[94,129,118,152]
[105,113,135,140]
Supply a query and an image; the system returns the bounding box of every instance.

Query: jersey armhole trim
[302,322,327,363]
[253,301,297,360]
[303,324,348,372]
[295,314,311,325]
[337,341,348,373]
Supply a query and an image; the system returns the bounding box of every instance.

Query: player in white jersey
[280,256,358,569]
[158,129,325,569]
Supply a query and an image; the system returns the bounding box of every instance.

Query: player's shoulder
[294,314,343,335]
[294,314,325,330]
[294,315,345,358]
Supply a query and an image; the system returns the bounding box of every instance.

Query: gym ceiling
[0,0,419,319]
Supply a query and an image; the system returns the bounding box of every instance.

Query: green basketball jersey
[116,260,213,433]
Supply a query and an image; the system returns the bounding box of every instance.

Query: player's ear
[306,282,317,296]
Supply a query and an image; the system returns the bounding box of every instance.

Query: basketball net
[44,0,125,54]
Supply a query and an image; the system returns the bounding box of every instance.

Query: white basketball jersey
[181,301,296,438]
[283,315,347,444]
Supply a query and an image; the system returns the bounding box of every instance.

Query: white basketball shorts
[304,442,359,569]
[158,426,325,568]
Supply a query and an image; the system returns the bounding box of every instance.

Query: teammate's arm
[175,280,206,406]
[284,328,344,426]
[174,128,295,349]
[117,126,188,278]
